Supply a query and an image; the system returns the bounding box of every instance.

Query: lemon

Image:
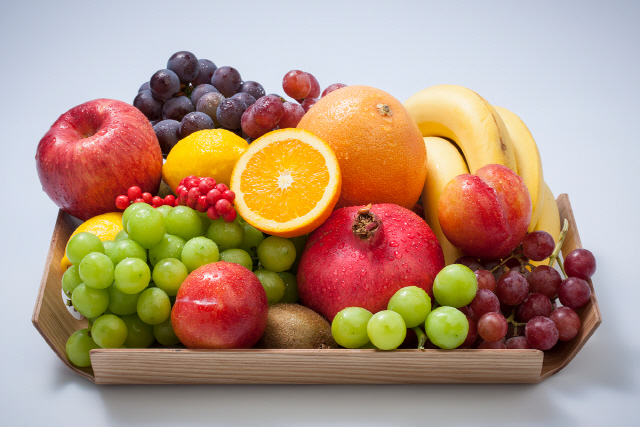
[162,129,249,192]
[60,212,124,271]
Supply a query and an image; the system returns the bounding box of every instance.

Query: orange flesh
[240,138,330,223]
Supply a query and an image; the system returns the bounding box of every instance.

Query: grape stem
[504,311,527,338]
[412,327,427,350]
[489,249,524,273]
[547,219,569,278]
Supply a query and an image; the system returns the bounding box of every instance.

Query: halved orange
[230,128,341,238]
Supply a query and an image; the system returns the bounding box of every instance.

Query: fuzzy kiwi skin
[255,303,337,349]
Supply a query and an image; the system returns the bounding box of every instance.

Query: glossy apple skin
[171,262,268,349]
[35,99,163,220]
[438,164,531,260]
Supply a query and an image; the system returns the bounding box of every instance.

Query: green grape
[277,271,299,303]
[102,240,116,259]
[165,205,203,241]
[78,252,114,289]
[156,204,173,218]
[331,307,373,348]
[148,234,186,267]
[257,236,296,272]
[239,222,264,258]
[219,248,253,271]
[121,313,155,348]
[152,258,188,296]
[91,314,128,348]
[153,318,180,346]
[137,287,171,325]
[205,218,244,251]
[425,306,469,349]
[72,283,109,318]
[387,286,432,328]
[181,236,219,272]
[122,202,154,231]
[367,310,406,350]
[66,232,104,265]
[109,239,148,266]
[61,265,83,296]
[197,211,212,233]
[358,341,379,349]
[126,206,166,249]
[107,284,141,316]
[253,269,285,304]
[433,264,478,308]
[114,257,151,294]
[65,328,99,367]
[114,229,129,241]
[288,234,308,273]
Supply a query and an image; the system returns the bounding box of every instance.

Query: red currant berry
[187,187,202,202]
[127,186,142,200]
[176,185,186,195]
[152,196,164,207]
[115,195,130,210]
[133,198,145,204]
[178,189,189,205]
[207,188,222,205]
[222,208,237,222]
[186,197,198,209]
[207,205,221,220]
[164,195,176,206]
[197,195,210,210]
[174,198,180,207]
[199,177,217,194]
[215,183,229,193]
[142,192,153,204]
[186,178,201,190]
[215,198,232,215]
[182,175,197,186]
[222,190,236,203]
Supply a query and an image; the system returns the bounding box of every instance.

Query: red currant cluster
[115,186,175,209]
[175,176,237,222]
[114,176,237,223]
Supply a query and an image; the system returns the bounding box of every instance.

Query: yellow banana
[421,136,467,265]
[493,105,544,232]
[530,182,561,267]
[404,84,518,174]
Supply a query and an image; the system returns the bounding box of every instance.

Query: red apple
[171,262,268,349]
[438,164,531,260]
[35,99,163,220]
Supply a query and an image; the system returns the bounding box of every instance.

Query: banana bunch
[404,84,560,264]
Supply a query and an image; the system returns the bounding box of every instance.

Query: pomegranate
[297,203,444,321]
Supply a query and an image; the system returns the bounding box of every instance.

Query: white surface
[1,0,638,425]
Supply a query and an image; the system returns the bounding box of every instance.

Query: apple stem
[547,219,569,278]
[412,327,427,350]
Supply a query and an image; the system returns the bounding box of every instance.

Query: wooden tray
[32,194,601,384]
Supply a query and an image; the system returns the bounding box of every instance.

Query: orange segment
[231,129,341,238]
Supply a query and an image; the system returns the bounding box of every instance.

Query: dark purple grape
[154,119,180,157]
[133,90,163,121]
[196,92,225,126]
[211,66,242,97]
[527,265,561,299]
[216,97,247,129]
[253,95,284,129]
[179,112,215,139]
[162,96,194,121]
[231,92,257,109]
[469,289,500,319]
[167,51,199,84]
[456,256,482,271]
[558,277,591,309]
[564,248,596,280]
[139,81,150,92]
[279,102,305,129]
[241,104,269,139]
[516,293,552,322]
[238,81,265,100]
[549,307,581,341]
[149,69,180,101]
[496,270,529,305]
[191,59,217,86]
[191,84,220,108]
[522,231,555,261]
[525,316,559,350]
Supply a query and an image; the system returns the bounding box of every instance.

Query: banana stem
[412,327,427,350]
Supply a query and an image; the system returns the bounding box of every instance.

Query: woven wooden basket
[32,194,601,384]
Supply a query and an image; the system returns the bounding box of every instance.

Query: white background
[1,0,638,425]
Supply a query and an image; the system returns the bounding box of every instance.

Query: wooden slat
[33,194,602,384]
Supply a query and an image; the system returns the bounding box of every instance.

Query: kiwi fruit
[255,303,337,349]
